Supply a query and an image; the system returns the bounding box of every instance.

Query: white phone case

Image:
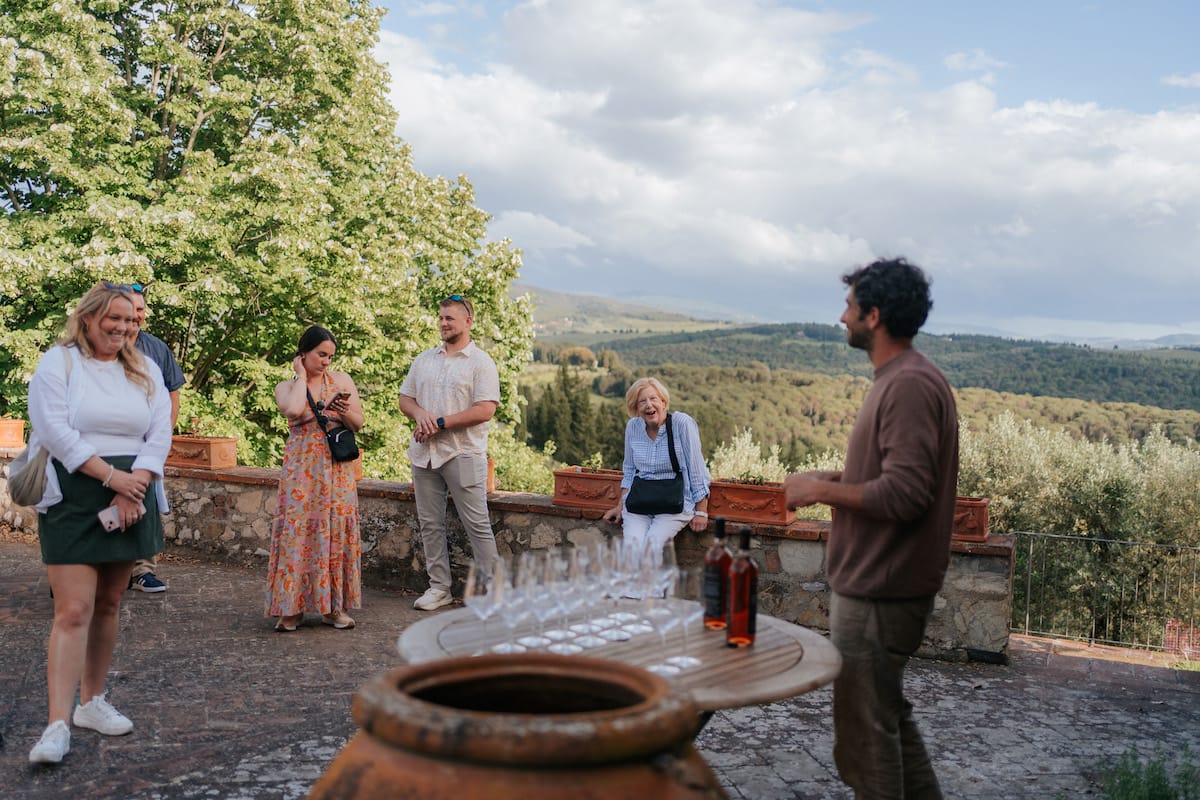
[98,505,121,532]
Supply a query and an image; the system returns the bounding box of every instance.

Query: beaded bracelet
[102,464,115,488]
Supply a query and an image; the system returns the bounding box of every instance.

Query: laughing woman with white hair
[602,377,711,561]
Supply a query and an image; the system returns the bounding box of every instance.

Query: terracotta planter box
[0,417,25,448]
[166,435,237,470]
[708,479,795,526]
[552,467,622,511]
[953,496,990,542]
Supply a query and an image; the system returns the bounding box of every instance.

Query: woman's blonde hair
[60,281,156,398]
[624,377,670,417]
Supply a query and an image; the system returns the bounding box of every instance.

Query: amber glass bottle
[725,527,757,648]
[702,517,733,630]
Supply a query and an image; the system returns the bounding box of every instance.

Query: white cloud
[491,211,594,252]
[404,2,455,18]
[374,0,1200,335]
[944,49,1007,72]
[1163,72,1200,88]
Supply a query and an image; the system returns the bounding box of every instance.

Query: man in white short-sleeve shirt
[399,295,501,610]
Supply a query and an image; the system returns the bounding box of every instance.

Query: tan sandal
[321,612,355,630]
[274,614,302,632]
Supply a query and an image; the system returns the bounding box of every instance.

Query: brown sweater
[827,348,959,599]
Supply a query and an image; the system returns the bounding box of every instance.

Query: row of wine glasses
[460,540,706,669]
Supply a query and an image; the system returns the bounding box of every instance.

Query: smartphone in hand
[98,505,121,532]
[98,502,147,532]
[331,391,351,403]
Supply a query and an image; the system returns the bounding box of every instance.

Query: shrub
[1100,746,1199,800]
[708,429,790,483]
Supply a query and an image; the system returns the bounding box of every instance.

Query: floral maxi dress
[265,375,362,618]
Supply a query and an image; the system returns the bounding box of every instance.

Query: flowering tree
[0,0,533,477]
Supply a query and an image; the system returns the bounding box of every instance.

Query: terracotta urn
[308,653,726,799]
[707,479,795,526]
[165,435,238,470]
[0,417,25,449]
[552,467,623,511]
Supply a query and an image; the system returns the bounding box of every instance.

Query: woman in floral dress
[266,325,363,632]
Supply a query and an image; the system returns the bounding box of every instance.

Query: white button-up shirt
[400,341,500,469]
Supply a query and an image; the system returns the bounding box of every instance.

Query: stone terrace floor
[1,532,1197,799]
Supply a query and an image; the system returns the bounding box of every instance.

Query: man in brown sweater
[784,257,958,799]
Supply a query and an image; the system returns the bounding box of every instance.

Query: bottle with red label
[702,516,733,630]
[725,527,757,648]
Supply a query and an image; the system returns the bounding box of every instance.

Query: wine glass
[643,567,682,676]
[608,539,643,623]
[492,557,528,654]
[595,540,632,642]
[544,552,584,655]
[463,559,501,655]
[541,547,576,644]
[516,551,553,650]
[652,539,678,597]
[665,567,705,670]
[571,544,611,649]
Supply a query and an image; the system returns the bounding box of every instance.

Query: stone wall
[1,453,1014,662]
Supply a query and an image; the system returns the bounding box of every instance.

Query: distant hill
[514,283,740,336]
[582,323,1200,413]
[515,286,1200,413]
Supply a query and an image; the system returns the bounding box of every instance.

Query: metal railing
[1011,531,1200,655]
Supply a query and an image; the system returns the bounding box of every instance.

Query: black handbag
[307,390,360,463]
[624,413,685,515]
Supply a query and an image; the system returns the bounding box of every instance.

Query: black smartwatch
[436,417,446,430]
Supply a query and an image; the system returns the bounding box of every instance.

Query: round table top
[397,602,841,713]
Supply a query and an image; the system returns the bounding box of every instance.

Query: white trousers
[621,510,692,566]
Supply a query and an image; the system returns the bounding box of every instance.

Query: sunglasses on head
[103,281,146,294]
[442,294,473,315]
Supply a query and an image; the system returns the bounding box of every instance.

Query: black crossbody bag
[624,412,685,515]
[306,390,360,463]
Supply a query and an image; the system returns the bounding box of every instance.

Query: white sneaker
[413,587,453,610]
[29,720,71,764]
[73,693,133,735]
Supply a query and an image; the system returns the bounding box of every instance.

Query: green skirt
[39,455,163,565]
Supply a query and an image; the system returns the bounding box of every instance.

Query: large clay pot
[308,653,726,799]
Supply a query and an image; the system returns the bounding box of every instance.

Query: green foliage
[523,363,624,469]
[586,324,1200,413]
[1101,746,1199,800]
[486,423,555,495]
[962,415,1200,645]
[707,428,790,483]
[0,0,533,478]
[959,413,1200,545]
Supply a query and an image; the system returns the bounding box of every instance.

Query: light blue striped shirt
[621,411,711,514]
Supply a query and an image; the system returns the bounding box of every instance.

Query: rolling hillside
[582,324,1200,413]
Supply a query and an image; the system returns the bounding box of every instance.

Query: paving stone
[1,535,1197,799]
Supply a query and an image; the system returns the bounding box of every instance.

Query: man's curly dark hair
[842,258,933,339]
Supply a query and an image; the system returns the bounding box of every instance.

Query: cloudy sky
[373,1,1200,341]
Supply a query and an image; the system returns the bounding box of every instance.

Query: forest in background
[521,315,1200,477]
[521,361,1200,471]
[562,323,1200,413]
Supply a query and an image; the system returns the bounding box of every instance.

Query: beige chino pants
[412,454,499,593]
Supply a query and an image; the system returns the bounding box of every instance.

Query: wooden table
[398,602,842,713]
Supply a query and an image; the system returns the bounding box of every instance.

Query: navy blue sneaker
[130,573,167,593]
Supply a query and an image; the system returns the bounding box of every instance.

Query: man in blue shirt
[128,284,185,593]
